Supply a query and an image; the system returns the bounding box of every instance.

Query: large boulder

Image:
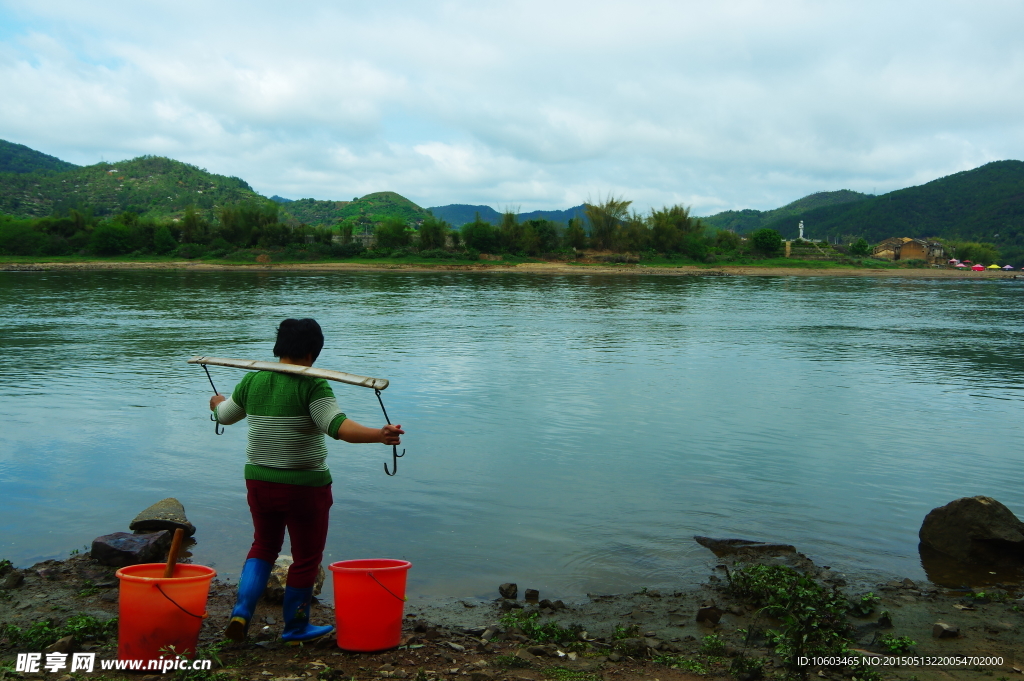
[129,498,196,537]
[91,531,172,567]
[919,496,1024,563]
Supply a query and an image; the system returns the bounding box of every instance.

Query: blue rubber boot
[224,558,272,641]
[281,585,334,643]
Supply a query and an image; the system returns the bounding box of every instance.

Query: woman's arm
[336,418,404,445]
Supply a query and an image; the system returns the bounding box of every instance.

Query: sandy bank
[2,259,1021,279]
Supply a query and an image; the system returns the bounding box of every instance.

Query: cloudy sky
[1,1,1022,215]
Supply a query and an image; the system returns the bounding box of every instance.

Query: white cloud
[0,0,1022,214]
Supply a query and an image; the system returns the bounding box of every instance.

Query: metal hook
[202,364,224,436]
[376,388,405,476]
[384,444,406,476]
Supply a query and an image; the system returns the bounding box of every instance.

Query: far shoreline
[1,258,1022,278]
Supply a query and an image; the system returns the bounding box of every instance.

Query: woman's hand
[210,393,226,411]
[380,424,404,445]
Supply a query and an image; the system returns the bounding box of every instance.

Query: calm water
[1,270,1023,598]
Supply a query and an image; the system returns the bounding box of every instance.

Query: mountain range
[2,138,1022,257]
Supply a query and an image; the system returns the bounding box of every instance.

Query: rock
[91,531,171,567]
[499,583,517,599]
[447,642,465,652]
[694,536,797,558]
[919,496,1024,564]
[607,653,622,662]
[481,626,500,641]
[2,571,24,589]
[129,498,196,537]
[263,556,325,603]
[469,673,494,681]
[524,588,539,603]
[526,646,547,656]
[932,622,959,639]
[552,599,566,610]
[539,599,554,609]
[500,599,523,611]
[513,649,537,664]
[44,635,76,654]
[696,604,724,624]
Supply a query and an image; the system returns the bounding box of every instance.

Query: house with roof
[870,237,945,264]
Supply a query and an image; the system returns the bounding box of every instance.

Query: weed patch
[0,614,117,650]
[541,666,601,681]
[726,564,851,671]
[877,634,916,654]
[498,610,581,644]
[493,655,532,670]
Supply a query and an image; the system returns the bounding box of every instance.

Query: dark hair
[273,318,324,361]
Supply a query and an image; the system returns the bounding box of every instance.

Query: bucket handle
[155,583,209,619]
[368,572,407,602]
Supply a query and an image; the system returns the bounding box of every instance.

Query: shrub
[90,222,134,255]
[153,225,177,254]
[750,228,783,256]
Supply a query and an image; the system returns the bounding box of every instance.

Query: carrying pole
[187,356,388,391]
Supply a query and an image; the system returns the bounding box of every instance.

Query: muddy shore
[2,544,1020,681]
[1,260,1021,279]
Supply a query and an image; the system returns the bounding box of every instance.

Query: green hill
[0,138,79,174]
[279,192,428,227]
[760,161,1024,250]
[0,139,80,175]
[702,190,872,234]
[0,155,263,219]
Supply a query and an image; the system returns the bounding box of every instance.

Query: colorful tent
[988,264,1001,269]
[1003,265,1015,270]
[971,264,985,271]
[956,263,968,268]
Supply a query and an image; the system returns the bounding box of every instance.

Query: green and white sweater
[214,371,347,487]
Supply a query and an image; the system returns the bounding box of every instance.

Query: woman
[210,318,404,643]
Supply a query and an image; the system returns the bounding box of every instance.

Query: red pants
[245,479,333,588]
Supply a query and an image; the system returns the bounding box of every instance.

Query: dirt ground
[2,547,1021,681]
[2,259,1022,279]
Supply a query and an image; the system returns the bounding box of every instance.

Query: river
[1,270,1022,597]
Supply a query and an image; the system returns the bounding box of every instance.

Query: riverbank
[2,542,1020,681]
[1,259,1020,278]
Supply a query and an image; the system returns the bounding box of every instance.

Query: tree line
[3,194,999,264]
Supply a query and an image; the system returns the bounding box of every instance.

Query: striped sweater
[214,370,347,486]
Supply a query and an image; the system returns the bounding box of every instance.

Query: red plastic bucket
[329,559,411,651]
[115,563,216,661]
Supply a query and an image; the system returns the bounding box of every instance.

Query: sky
[1,1,1022,216]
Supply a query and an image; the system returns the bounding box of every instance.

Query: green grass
[0,614,118,650]
[541,667,601,681]
[498,610,582,645]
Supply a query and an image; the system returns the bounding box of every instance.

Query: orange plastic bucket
[329,559,411,651]
[115,563,216,661]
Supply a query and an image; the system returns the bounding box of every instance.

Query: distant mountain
[428,203,587,226]
[701,190,872,234]
[428,204,501,226]
[0,155,260,219]
[760,161,1024,257]
[0,139,79,174]
[269,195,293,203]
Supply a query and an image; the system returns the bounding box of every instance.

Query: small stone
[265,616,276,625]
[44,635,76,654]
[538,599,554,609]
[129,497,196,536]
[2,571,24,589]
[552,600,566,610]
[607,653,622,662]
[646,589,661,598]
[932,622,959,638]
[481,626,500,641]
[447,642,465,652]
[524,589,539,603]
[91,531,171,567]
[100,591,118,602]
[901,578,916,589]
[469,673,494,681]
[263,556,326,603]
[500,599,523,611]
[696,605,724,624]
[498,583,517,599]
